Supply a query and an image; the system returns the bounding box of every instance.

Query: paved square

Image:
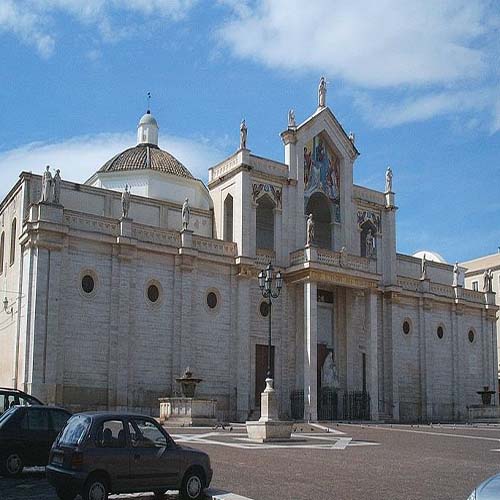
[1,423,499,500]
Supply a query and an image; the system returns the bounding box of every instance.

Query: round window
[147,284,160,303]
[207,292,218,309]
[81,275,95,294]
[403,321,411,335]
[260,301,270,317]
[437,326,444,339]
[468,330,475,343]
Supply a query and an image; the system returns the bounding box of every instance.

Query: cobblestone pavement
[1,423,499,500]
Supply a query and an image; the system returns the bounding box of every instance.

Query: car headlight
[467,489,476,500]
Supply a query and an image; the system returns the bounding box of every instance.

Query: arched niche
[224,194,233,242]
[256,194,275,250]
[306,192,332,249]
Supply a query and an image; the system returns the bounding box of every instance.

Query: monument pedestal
[158,397,217,427]
[246,379,293,442]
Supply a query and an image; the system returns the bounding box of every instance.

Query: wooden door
[255,344,275,407]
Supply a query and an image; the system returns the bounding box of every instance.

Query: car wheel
[56,488,76,500]
[180,469,204,500]
[82,475,109,500]
[2,452,24,476]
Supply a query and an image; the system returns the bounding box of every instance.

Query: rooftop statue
[385,166,393,193]
[182,198,191,230]
[240,119,247,150]
[288,109,296,128]
[318,76,327,108]
[121,184,131,219]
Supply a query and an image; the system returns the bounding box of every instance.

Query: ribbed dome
[98,143,194,179]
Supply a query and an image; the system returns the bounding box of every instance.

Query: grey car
[46,412,212,500]
[467,473,500,500]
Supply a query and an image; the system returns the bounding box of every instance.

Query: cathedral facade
[0,90,497,423]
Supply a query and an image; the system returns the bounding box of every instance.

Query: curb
[206,488,255,500]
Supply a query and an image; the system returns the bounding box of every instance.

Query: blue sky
[0,0,499,262]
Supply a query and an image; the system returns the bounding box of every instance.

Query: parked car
[0,405,71,476]
[46,412,212,500]
[0,387,44,415]
[467,472,500,499]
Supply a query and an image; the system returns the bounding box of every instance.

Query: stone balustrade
[193,235,237,257]
[255,248,276,266]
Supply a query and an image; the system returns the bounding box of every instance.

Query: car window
[49,410,70,432]
[129,418,167,448]
[19,395,39,406]
[58,415,91,446]
[96,420,126,448]
[21,408,49,431]
[0,407,17,427]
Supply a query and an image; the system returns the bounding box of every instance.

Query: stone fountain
[467,385,500,423]
[159,367,217,427]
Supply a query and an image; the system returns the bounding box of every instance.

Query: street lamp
[258,262,283,380]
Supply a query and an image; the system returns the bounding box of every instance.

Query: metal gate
[318,387,338,420]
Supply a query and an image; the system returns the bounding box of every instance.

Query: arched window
[0,232,4,275]
[224,194,233,242]
[9,218,16,266]
[306,192,332,249]
[256,195,275,250]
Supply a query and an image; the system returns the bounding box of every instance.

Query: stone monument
[159,367,217,427]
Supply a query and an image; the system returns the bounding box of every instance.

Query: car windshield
[57,415,91,446]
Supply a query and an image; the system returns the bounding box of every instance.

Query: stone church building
[0,86,497,423]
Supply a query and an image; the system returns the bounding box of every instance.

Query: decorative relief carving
[357,209,381,232]
[252,182,282,208]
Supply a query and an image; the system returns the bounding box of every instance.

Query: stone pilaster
[303,280,318,421]
[366,290,379,420]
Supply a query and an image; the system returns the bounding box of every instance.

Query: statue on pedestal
[306,213,315,246]
[318,76,327,108]
[53,169,61,205]
[40,165,53,203]
[240,119,247,150]
[385,166,393,193]
[483,268,493,292]
[421,253,428,280]
[182,198,191,230]
[453,262,461,287]
[121,184,131,219]
[288,109,296,128]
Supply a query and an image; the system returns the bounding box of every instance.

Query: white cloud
[218,0,499,129]
[354,89,494,128]
[219,0,490,88]
[0,0,196,56]
[0,132,225,201]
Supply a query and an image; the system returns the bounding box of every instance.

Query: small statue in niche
[306,213,315,246]
[182,198,191,230]
[365,229,375,258]
[321,352,340,390]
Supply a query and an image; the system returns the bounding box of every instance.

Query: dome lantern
[137,110,159,146]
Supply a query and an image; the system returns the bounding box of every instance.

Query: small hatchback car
[0,405,71,475]
[46,412,212,500]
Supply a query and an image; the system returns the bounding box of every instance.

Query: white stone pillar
[303,281,318,421]
[367,290,379,420]
[236,274,251,421]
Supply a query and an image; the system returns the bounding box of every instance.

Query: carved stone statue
[306,213,315,246]
[339,246,348,267]
[321,352,340,389]
[121,184,131,219]
[182,198,191,230]
[365,229,375,258]
[453,262,459,287]
[288,109,296,128]
[318,76,327,108]
[40,165,53,203]
[483,268,493,292]
[348,131,355,143]
[421,253,428,280]
[240,119,247,150]
[53,169,61,205]
[385,166,393,193]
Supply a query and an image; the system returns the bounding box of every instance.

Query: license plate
[52,453,63,465]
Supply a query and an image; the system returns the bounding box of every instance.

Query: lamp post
[258,262,283,382]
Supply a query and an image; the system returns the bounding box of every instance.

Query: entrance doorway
[255,344,275,407]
